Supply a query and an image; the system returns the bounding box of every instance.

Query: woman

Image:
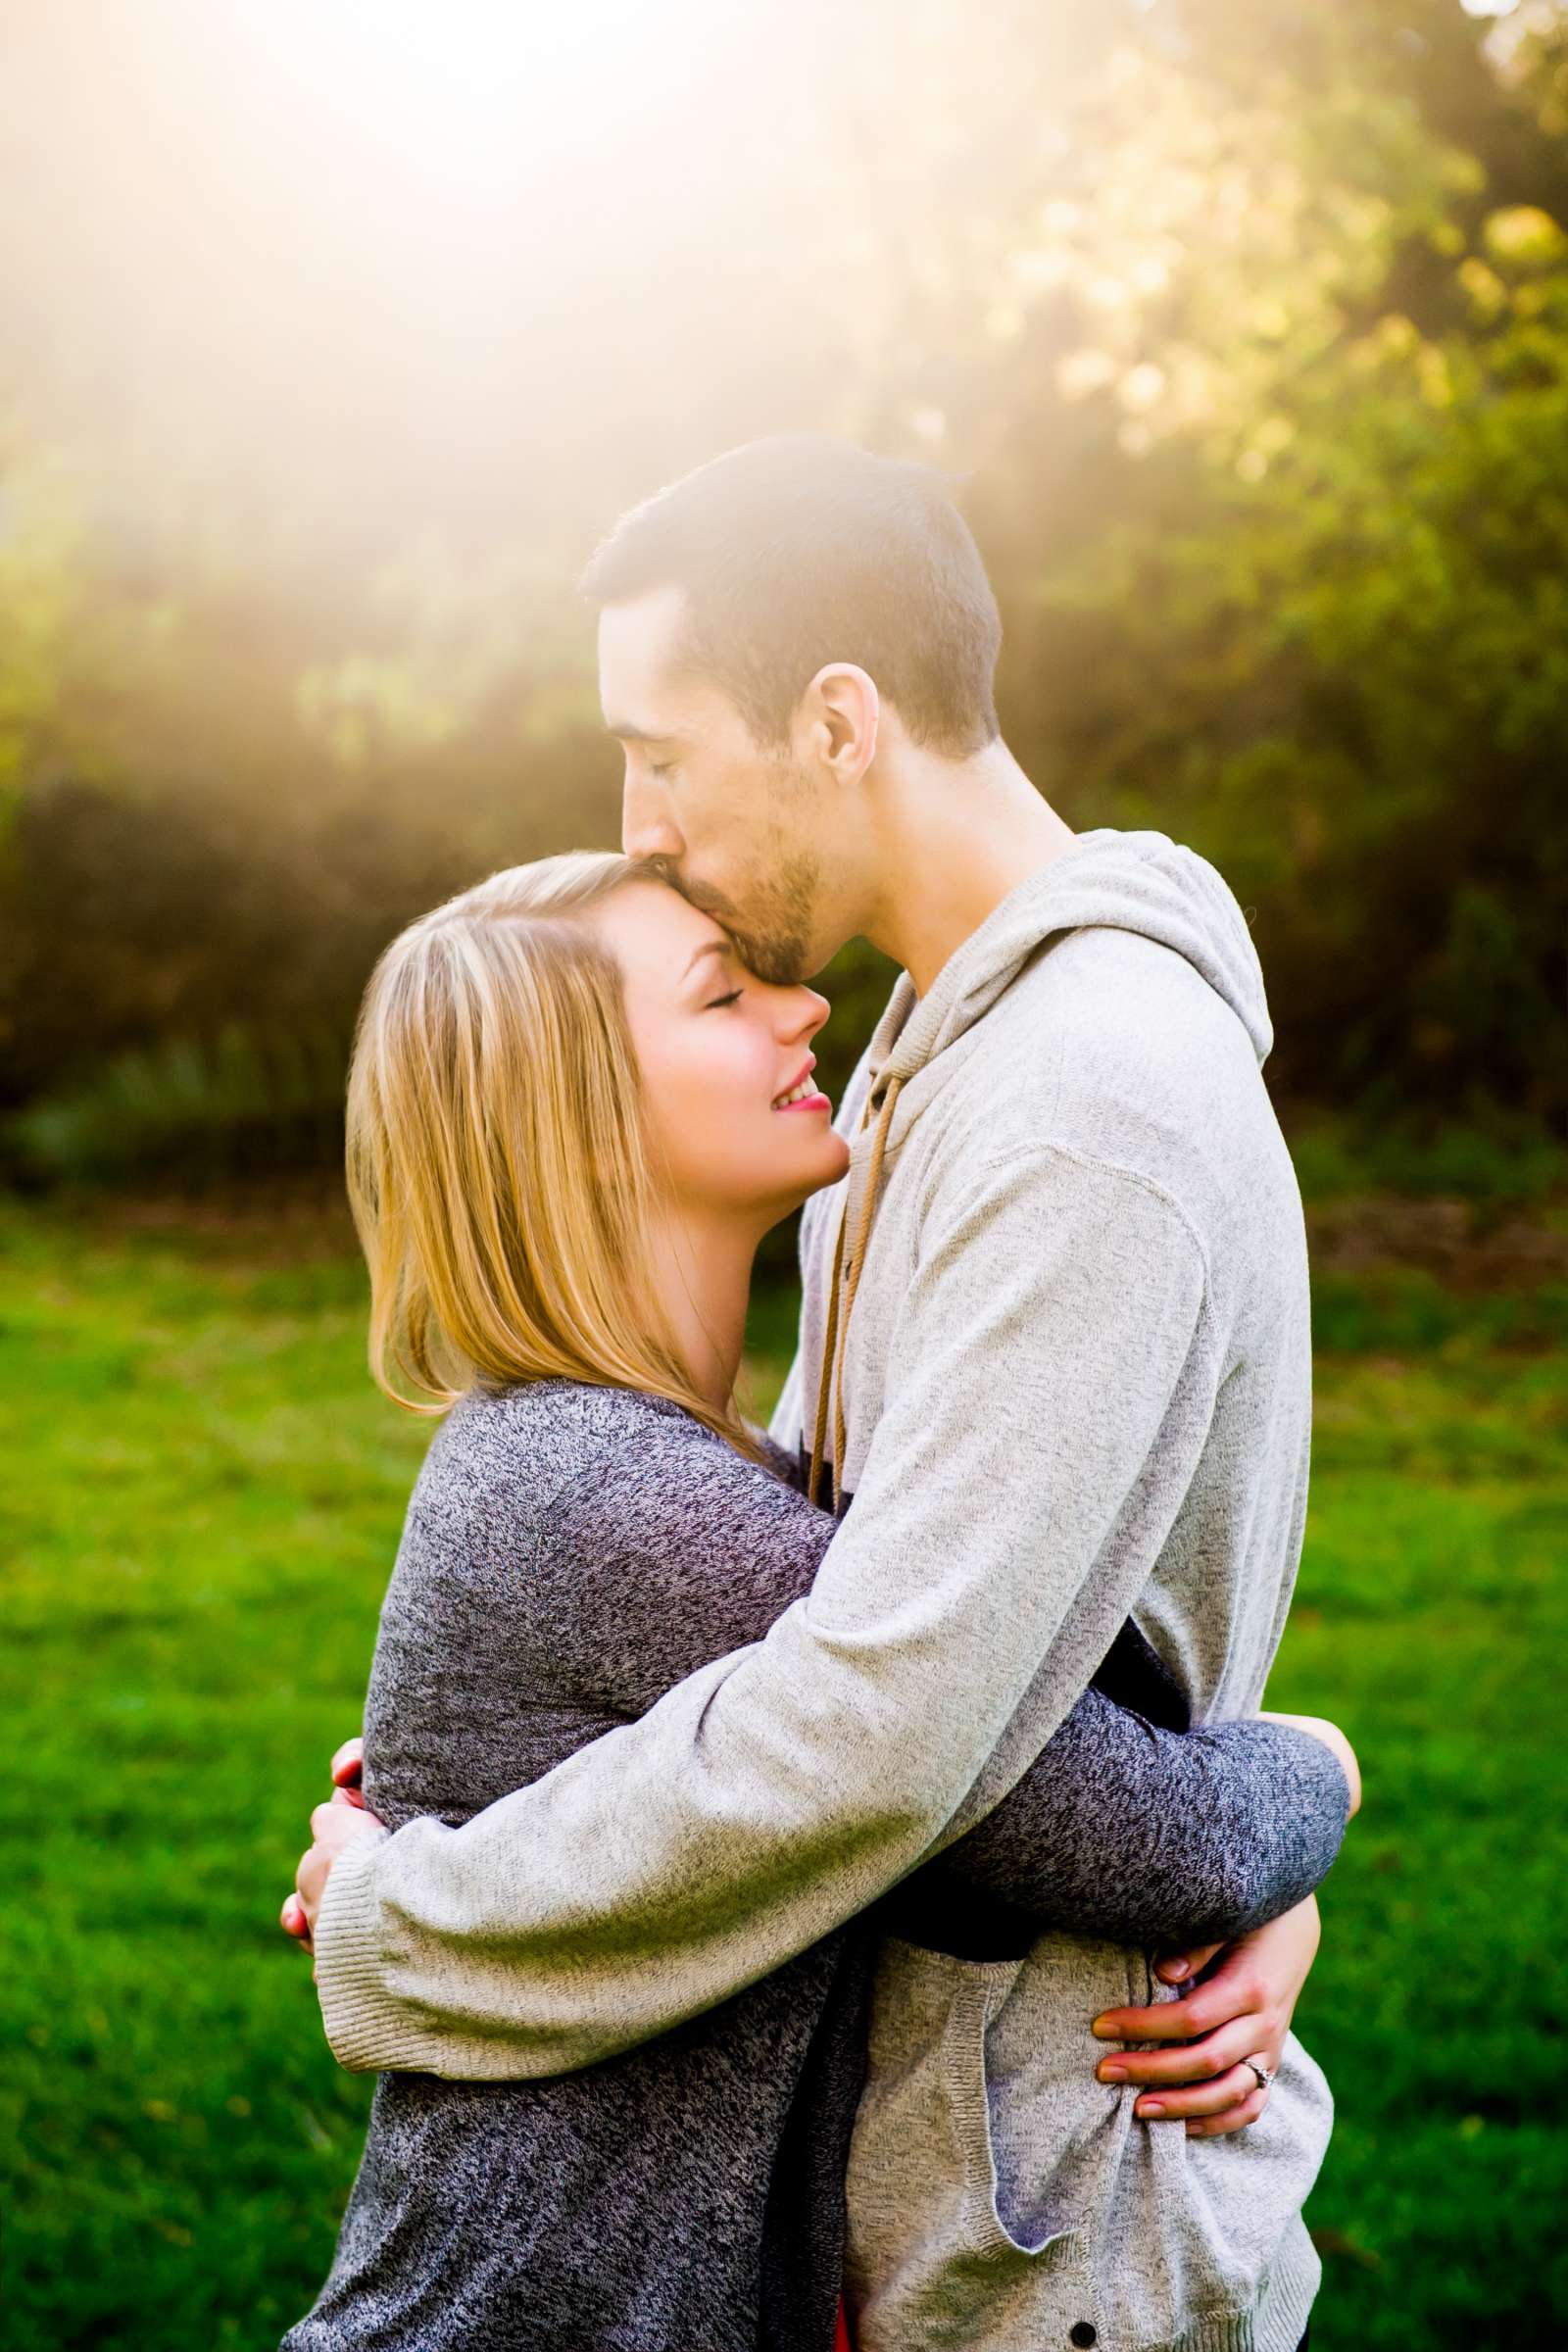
[282,853,1354,2351]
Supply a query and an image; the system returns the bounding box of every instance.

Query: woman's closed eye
[706,987,744,1010]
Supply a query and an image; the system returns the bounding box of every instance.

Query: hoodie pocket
[948,1958,1086,2262]
[844,1940,1127,2348]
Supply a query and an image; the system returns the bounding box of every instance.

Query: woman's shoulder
[417,1378,787,1536]
[389,1379,834,1692]
[442,1376,715,1461]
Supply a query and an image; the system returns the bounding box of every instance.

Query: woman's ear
[801,662,879,785]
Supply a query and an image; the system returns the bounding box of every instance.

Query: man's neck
[860,739,1076,997]
[647,1207,760,1417]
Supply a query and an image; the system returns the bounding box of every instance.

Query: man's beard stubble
[652,847,824,989]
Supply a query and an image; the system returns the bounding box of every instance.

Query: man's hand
[279,1738,383,1950]
[1090,1895,1322,2137]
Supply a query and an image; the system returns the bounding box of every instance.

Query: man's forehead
[597,586,687,719]
[597,587,743,743]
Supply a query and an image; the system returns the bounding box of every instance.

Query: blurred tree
[2,1,1565,1165]
[831,0,1567,1120]
[1032,202,1568,1113]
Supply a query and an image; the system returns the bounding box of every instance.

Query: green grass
[2,1200,1565,2350]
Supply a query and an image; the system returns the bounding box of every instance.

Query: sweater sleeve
[480,1423,1349,1953]
[911,1695,1348,1947]
[757,1378,1348,1950]
[314,1151,1228,2079]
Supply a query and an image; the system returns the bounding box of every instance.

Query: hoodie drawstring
[807,1074,903,1514]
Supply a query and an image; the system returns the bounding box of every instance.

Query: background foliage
[1,0,1563,1174]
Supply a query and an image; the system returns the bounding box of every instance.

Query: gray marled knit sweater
[283,1379,1348,2352]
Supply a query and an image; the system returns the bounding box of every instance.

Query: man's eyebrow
[603,718,672,746]
[681,939,732,981]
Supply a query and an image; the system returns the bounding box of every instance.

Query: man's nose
[621,773,683,862]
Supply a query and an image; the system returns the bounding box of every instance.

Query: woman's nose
[783,987,831,1045]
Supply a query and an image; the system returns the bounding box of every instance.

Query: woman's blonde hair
[346,852,754,1451]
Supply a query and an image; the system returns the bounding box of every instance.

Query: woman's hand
[1090,1894,1322,2137]
[278,1737,379,1952]
[1086,1706,1355,2134]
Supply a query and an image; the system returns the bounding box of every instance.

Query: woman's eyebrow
[681,939,732,982]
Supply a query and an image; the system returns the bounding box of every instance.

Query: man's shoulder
[922,935,1293,1263]
[986,920,1252,1070]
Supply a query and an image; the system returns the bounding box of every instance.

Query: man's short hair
[581,435,1002,758]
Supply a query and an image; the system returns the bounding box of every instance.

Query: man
[292,437,1338,2351]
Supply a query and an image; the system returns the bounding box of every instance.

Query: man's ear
[800,663,879,784]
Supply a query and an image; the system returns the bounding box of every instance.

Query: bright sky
[0,0,844,553]
[0,1,1532,566]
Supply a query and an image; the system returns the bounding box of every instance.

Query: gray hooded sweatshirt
[317,830,1328,2352]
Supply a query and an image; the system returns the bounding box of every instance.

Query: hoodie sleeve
[314,1147,1220,2079]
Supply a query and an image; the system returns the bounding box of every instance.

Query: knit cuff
[312,1824,426,2074]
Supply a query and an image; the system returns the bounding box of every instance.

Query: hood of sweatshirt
[863,828,1273,1107]
[804,829,1275,1510]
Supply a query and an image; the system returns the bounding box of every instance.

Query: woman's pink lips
[773,1092,833,1114]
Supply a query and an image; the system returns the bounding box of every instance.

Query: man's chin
[661,868,811,986]
[733,933,810,989]
[699,904,808,988]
